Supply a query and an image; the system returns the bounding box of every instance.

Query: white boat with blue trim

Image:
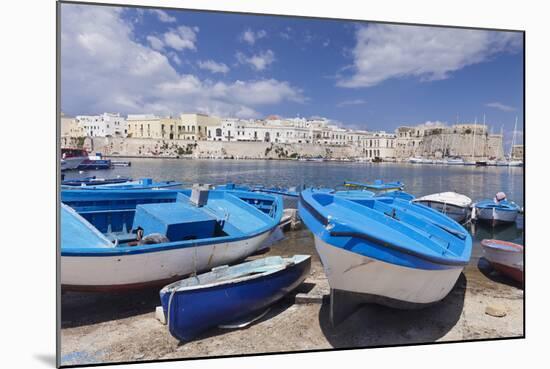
[299,188,472,324]
[61,187,283,291]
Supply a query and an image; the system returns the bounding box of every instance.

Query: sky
[60,3,524,148]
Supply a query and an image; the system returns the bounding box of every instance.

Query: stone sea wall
[61,136,365,160]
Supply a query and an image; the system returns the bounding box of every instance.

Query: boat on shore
[299,189,471,324]
[481,239,523,283]
[61,188,283,291]
[344,179,405,192]
[159,255,311,341]
[61,176,132,187]
[472,198,520,225]
[62,177,182,190]
[413,192,472,223]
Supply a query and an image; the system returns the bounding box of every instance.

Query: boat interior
[162,255,310,291]
[61,190,279,249]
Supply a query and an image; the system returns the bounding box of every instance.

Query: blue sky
[61,3,524,146]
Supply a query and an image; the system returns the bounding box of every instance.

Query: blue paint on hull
[160,255,311,341]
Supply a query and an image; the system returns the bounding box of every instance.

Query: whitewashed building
[76,113,127,138]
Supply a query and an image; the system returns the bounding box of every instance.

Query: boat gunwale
[161,255,311,293]
[299,190,471,267]
[61,190,283,257]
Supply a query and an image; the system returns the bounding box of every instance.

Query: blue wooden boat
[159,255,311,341]
[61,176,132,187]
[345,179,405,192]
[299,188,471,324]
[472,199,520,224]
[217,183,299,197]
[61,188,283,291]
[61,178,182,190]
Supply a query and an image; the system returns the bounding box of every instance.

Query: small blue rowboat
[344,179,405,192]
[61,176,132,187]
[472,199,520,225]
[299,188,471,324]
[61,188,283,291]
[61,178,182,190]
[159,255,311,341]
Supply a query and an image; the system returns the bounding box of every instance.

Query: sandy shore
[60,229,524,366]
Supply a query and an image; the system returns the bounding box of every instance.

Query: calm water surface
[63,159,525,254]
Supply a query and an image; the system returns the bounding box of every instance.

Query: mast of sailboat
[483,114,486,158]
[510,116,518,159]
[472,117,477,161]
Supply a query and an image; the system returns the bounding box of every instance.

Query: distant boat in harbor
[408,157,423,164]
[61,148,89,171]
[445,157,465,165]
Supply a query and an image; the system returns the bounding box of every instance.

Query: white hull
[415,201,470,222]
[475,207,518,223]
[62,231,272,290]
[314,237,463,305]
[482,246,523,271]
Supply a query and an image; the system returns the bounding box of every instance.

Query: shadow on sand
[477,258,523,290]
[318,273,467,348]
[61,288,161,328]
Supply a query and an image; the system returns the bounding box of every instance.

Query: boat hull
[61,230,273,292]
[314,237,464,307]
[481,241,523,282]
[475,207,518,224]
[161,256,311,341]
[414,200,470,223]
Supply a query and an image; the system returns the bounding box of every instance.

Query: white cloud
[338,24,522,88]
[150,9,176,23]
[236,50,275,71]
[486,102,516,112]
[146,35,164,51]
[337,98,366,107]
[163,25,198,51]
[198,60,230,74]
[240,28,267,45]
[60,5,304,119]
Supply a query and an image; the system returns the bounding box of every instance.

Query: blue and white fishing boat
[472,199,520,224]
[61,178,182,190]
[61,188,283,291]
[344,179,405,192]
[61,176,132,187]
[159,255,311,341]
[299,189,472,323]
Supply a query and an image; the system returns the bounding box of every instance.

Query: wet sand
[60,228,524,366]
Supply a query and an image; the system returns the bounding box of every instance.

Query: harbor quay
[60,226,523,366]
[61,112,523,161]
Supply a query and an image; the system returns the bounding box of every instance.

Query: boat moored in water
[472,197,520,225]
[61,188,283,291]
[159,255,311,341]
[61,177,182,190]
[299,189,472,324]
[413,192,472,223]
[481,239,523,283]
[61,176,132,187]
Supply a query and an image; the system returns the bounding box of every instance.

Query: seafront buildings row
[60,112,523,160]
